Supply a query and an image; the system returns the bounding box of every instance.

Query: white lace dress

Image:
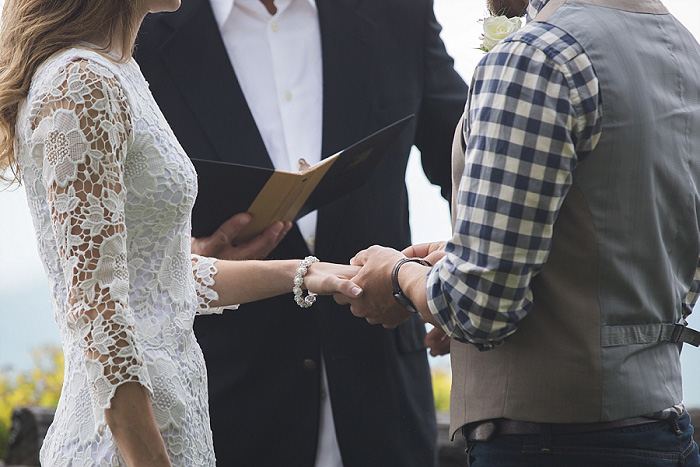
[16,47,231,466]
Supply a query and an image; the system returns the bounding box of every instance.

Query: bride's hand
[304,262,363,299]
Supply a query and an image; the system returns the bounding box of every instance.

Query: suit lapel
[154,0,311,256]
[154,0,378,257]
[156,0,273,168]
[315,0,377,256]
[317,0,376,157]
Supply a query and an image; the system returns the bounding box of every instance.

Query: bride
[0,0,361,465]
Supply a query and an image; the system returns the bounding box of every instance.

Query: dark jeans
[463,411,700,466]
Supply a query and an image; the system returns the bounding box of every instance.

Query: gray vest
[449,0,700,437]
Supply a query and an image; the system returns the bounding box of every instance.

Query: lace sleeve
[29,59,151,433]
[191,255,237,315]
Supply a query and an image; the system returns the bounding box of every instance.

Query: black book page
[190,160,274,238]
[299,115,414,218]
[189,115,414,240]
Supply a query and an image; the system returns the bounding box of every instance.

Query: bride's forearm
[106,382,171,467]
[210,259,299,307]
[209,259,362,308]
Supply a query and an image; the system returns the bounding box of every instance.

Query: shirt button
[271,22,279,32]
[303,359,318,371]
[306,236,315,249]
[284,90,293,101]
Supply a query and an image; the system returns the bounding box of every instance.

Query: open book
[191,115,414,242]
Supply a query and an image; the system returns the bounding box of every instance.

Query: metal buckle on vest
[669,318,700,347]
[670,322,686,343]
[662,318,700,347]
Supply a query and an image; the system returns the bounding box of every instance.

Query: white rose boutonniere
[479,16,522,52]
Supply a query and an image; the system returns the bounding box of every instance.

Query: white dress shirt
[209,1,342,465]
[211,0,322,250]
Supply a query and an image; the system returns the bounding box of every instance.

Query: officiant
[135,0,467,465]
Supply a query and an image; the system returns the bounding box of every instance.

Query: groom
[342,0,700,464]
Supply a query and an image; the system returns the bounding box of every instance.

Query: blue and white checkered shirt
[425,0,699,352]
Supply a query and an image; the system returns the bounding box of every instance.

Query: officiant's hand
[191,212,292,260]
[402,241,447,265]
[424,325,451,356]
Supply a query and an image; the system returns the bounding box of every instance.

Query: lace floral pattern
[17,48,222,466]
[192,255,231,315]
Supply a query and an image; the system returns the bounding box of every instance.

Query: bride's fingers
[306,273,362,297]
[335,264,361,279]
[330,277,363,299]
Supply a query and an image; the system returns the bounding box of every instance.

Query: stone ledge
[691,409,700,444]
[3,407,55,467]
[437,411,468,466]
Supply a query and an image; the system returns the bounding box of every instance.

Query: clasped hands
[335,242,451,356]
[192,213,450,356]
[335,243,445,326]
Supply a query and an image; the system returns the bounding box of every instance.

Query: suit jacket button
[303,359,318,371]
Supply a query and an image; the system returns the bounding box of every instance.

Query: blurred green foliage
[0,345,63,460]
[431,367,451,411]
[0,345,454,459]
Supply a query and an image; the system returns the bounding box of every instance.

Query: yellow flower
[0,345,64,459]
[431,368,452,411]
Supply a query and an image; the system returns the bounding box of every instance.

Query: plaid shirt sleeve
[425,23,601,350]
[684,258,700,318]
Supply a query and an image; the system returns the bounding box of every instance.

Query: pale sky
[1,0,699,403]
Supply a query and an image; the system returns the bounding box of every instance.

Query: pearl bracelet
[293,256,319,308]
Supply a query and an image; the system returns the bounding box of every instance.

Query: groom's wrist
[392,258,431,313]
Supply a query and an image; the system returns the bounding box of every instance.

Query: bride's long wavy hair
[0,0,143,184]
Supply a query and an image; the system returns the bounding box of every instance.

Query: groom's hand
[191,213,292,260]
[335,245,414,328]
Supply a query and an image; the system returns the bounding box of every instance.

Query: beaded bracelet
[293,256,319,308]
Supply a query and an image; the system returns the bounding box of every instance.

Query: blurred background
[1,0,699,419]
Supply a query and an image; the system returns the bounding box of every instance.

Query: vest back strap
[601,322,700,347]
[533,0,669,23]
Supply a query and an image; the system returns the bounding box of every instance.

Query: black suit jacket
[136,1,467,465]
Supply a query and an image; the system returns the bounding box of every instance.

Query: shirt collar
[526,0,548,22]
[210,0,318,28]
